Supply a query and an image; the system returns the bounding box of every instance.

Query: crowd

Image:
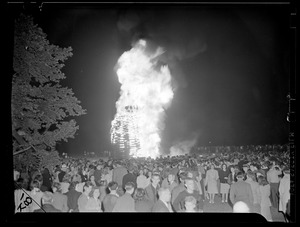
[13,144,291,222]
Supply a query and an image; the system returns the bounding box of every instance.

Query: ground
[202,194,286,222]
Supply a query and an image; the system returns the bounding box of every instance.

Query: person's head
[222,164,227,171]
[167,173,175,183]
[151,174,160,186]
[257,175,268,186]
[133,188,146,201]
[30,179,41,191]
[157,188,171,203]
[233,201,250,213]
[210,164,215,169]
[107,181,118,192]
[184,178,195,192]
[236,172,244,181]
[246,171,256,182]
[139,169,144,175]
[230,166,235,173]
[96,165,102,170]
[52,182,62,193]
[41,191,54,205]
[89,187,100,199]
[83,181,93,195]
[15,177,29,190]
[283,166,290,175]
[68,181,79,191]
[184,196,197,211]
[242,165,249,173]
[90,175,95,181]
[124,182,135,195]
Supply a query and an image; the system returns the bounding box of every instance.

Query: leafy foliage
[12,14,86,171]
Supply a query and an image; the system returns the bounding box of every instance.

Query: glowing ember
[111,39,174,159]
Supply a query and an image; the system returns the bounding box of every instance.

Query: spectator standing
[112,161,128,188]
[85,187,102,212]
[144,173,161,204]
[34,192,61,212]
[173,178,204,212]
[245,171,261,214]
[51,182,68,212]
[205,164,219,203]
[29,180,44,212]
[137,169,149,189]
[77,181,93,212]
[258,175,272,221]
[279,167,290,221]
[171,173,186,204]
[152,188,172,212]
[102,181,119,212]
[14,178,31,213]
[229,172,254,210]
[161,172,178,194]
[122,166,137,190]
[267,163,282,209]
[112,182,136,212]
[65,181,81,212]
[134,188,154,212]
[219,164,230,203]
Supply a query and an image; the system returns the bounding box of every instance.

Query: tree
[12,14,86,171]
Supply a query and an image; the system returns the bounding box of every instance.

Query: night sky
[10,3,291,157]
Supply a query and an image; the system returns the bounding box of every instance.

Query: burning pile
[111,40,174,159]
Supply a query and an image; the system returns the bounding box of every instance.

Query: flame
[111,40,173,159]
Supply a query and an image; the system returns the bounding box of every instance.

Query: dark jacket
[65,189,82,212]
[122,172,137,189]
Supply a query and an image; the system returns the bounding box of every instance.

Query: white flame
[111,40,174,159]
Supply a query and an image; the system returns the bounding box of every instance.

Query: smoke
[169,131,200,157]
[116,9,207,90]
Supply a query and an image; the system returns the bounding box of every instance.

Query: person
[227,166,237,185]
[257,175,272,221]
[58,164,67,182]
[85,187,102,212]
[99,180,108,202]
[137,169,149,189]
[279,167,290,221]
[112,161,128,188]
[102,181,119,212]
[233,201,250,213]
[245,171,261,214]
[77,181,93,212]
[29,179,44,212]
[144,173,161,204]
[93,164,103,186]
[184,196,198,212]
[171,172,186,204]
[152,188,172,212]
[219,163,230,203]
[89,175,97,187]
[161,172,178,194]
[51,182,68,212]
[267,163,282,209]
[34,191,61,212]
[112,181,136,212]
[41,167,53,192]
[65,181,82,212]
[134,188,154,212]
[205,163,219,203]
[172,177,204,212]
[122,166,137,190]
[14,178,31,213]
[229,171,254,211]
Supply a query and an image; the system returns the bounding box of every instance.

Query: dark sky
[11,3,291,157]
